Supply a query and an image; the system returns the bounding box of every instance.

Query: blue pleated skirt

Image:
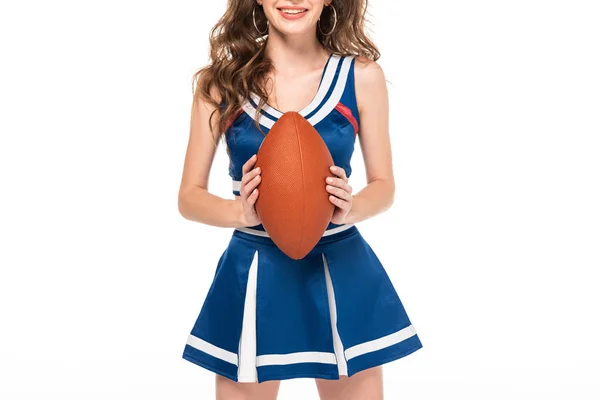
[181,224,423,383]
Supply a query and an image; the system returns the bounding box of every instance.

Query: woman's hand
[237,154,262,227]
[326,165,353,225]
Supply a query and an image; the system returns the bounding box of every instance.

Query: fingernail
[326,177,333,183]
[330,166,335,170]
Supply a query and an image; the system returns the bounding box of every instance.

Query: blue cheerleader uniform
[182,53,423,383]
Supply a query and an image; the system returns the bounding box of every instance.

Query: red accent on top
[334,102,359,137]
[224,107,245,133]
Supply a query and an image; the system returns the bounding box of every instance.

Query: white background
[1,0,599,399]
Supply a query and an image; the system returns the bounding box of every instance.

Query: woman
[178,0,423,398]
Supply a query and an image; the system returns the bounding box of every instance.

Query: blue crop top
[223,53,360,232]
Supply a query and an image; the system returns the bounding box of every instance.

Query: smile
[277,7,308,19]
[278,8,308,14]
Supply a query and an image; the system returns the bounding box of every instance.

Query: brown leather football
[254,111,335,260]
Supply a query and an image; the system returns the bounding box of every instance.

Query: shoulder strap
[308,55,358,131]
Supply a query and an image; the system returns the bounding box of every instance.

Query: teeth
[281,8,306,14]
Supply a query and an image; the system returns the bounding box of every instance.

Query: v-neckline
[249,53,334,117]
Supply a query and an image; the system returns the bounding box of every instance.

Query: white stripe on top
[242,54,355,129]
[248,54,340,119]
[307,55,354,126]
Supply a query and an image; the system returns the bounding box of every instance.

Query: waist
[233,223,358,246]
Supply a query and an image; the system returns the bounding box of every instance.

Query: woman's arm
[344,57,396,225]
[177,77,246,228]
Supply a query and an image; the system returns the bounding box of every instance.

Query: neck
[263,31,328,77]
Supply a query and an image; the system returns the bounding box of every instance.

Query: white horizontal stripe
[344,324,417,361]
[234,223,355,237]
[232,179,241,192]
[186,334,238,366]
[322,223,355,236]
[235,226,270,237]
[308,56,354,126]
[257,351,337,366]
[186,326,418,370]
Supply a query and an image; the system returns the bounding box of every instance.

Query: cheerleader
[177,1,423,398]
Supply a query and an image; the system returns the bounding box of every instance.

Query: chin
[276,25,313,36]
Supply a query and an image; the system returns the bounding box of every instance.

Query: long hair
[191,0,380,150]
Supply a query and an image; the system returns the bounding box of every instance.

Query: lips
[277,7,308,19]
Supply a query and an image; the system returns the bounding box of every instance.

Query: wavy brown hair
[191,0,380,151]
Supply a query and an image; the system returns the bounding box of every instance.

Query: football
[254,111,335,260]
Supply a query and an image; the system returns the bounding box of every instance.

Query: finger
[329,165,347,180]
[242,173,261,198]
[326,185,352,202]
[326,176,352,194]
[247,187,259,205]
[242,154,257,175]
[242,165,261,188]
[329,195,350,209]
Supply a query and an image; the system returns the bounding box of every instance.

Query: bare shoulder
[194,69,223,109]
[353,56,386,113]
[191,69,224,141]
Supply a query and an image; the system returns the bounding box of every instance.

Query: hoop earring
[318,4,337,36]
[253,5,269,35]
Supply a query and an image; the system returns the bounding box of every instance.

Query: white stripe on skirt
[185,247,418,382]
